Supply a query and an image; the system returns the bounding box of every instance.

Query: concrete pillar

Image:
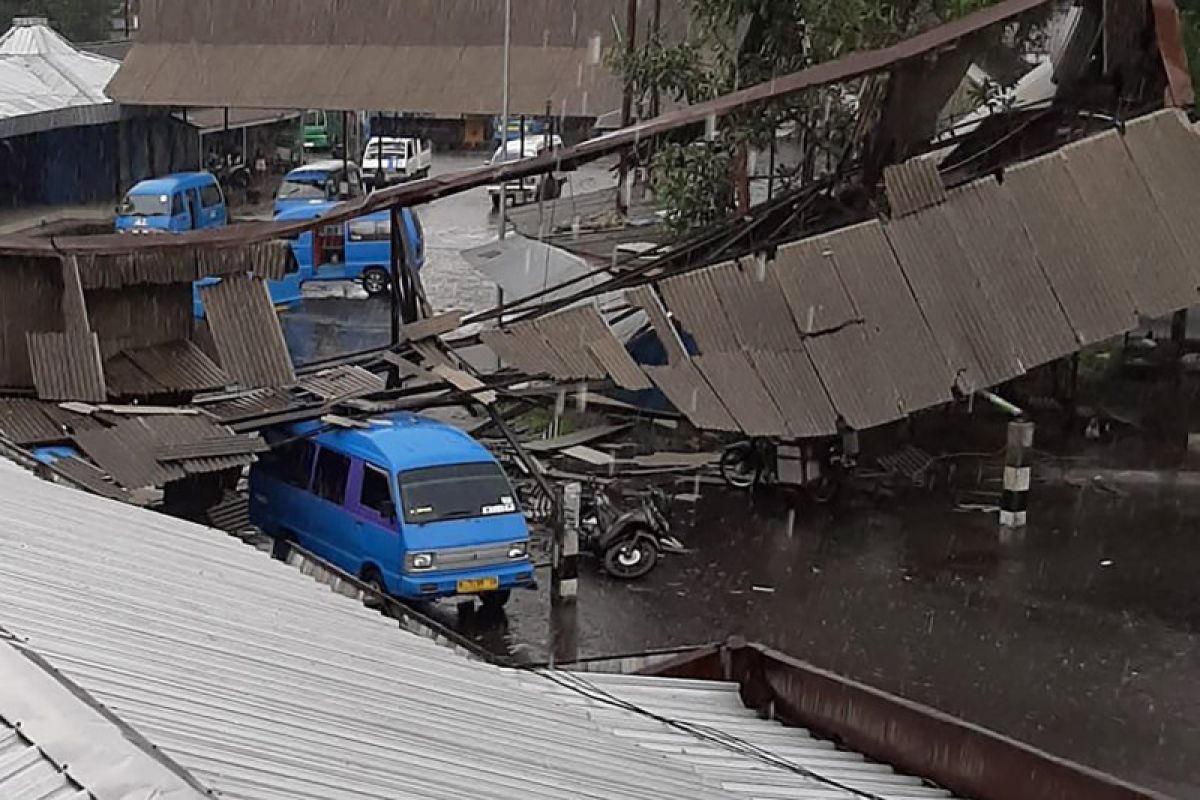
[552,481,580,604]
[1001,420,1034,529]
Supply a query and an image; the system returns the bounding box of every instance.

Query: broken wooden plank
[381,351,440,384]
[431,365,497,405]
[156,436,269,462]
[562,445,616,466]
[97,405,201,416]
[321,414,371,429]
[402,311,463,342]
[523,423,632,453]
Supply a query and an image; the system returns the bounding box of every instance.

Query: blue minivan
[192,201,425,317]
[274,160,363,216]
[116,172,228,233]
[249,413,535,608]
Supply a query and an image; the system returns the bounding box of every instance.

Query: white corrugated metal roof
[0,719,88,800]
[0,459,960,800]
[0,18,119,137]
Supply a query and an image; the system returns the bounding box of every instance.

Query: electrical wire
[527,667,903,800]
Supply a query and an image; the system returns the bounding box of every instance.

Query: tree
[609,0,1050,235]
[0,0,122,43]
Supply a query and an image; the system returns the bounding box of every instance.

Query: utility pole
[497,0,512,244]
[615,0,638,215]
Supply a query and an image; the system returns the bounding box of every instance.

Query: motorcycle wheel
[602,533,659,580]
[720,445,758,489]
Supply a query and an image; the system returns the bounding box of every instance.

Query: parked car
[274,160,363,215]
[250,412,535,608]
[191,200,425,316]
[362,136,432,188]
[487,134,563,211]
[115,172,228,233]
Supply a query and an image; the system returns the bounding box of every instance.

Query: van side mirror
[380,499,396,521]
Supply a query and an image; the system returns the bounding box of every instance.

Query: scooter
[581,484,684,580]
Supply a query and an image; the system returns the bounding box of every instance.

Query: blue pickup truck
[249,413,535,608]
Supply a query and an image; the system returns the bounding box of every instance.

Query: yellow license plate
[457,577,499,593]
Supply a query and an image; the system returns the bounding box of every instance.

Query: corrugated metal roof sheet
[26,332,107,403]
[108,0,682,116]
[0,398,67,444]
[1001,151,1138,345]
[532,671,965,800]
[0,462,842,800]
[51,455,129,501]
[1121,110,1200,283]
[297,365,386,401]
[0,638,206,800]
[659,267,742,355]
[643,362,739,432]
[200,276,297,389]
[695,352,788,437]
[884,207,1024,391]
[195,387,295,423]
[709,259,804,351]
[747,350,839,438]
[883,158,946,217]
[570,306,652,391]
[938,178,1078,369]
[625,286,690,365]
[1058,129,1198,318]
[0,19,119,139]
[810,221,955,415]
[123,340,230,394]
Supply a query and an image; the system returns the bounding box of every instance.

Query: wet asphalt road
[278,153,1199,797]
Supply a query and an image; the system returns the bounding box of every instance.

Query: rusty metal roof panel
[884,207,1024,391]
[1059,129,1197,318]
[769,238,859,333]
[643,362,738,432]
[939,178,1079,369]
[659,267,740,355]
[819,222,954,413]
[624,287,689,364]
[1002,151,1138,345]
[73,420,182,489]
[297,365,386,401]
[199,275,296,389]
[571,306,652,391]
[883,158,946,217]
[52,456,130,501]
[0,398,66,444]
[806,328,906,430]
[123,340,230,394]
[694,352,788,437]
[27,332,107,403]
[707,259,804,351]
[1122,110,1200,285]
[746,350,838,437]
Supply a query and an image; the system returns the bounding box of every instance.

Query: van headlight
[507,541,528,559]
[408,552,436,571]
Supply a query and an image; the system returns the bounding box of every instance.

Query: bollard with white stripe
[552,481,581,603]
[1001,420,1034,529]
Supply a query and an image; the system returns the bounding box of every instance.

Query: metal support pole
[616,0,637,214]
[388,206,403,346]
[552,481,581,605]
[1001,420,1034,530]
[497,0,512,243]
[341,110,349,197]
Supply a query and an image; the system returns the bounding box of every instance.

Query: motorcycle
[719,437,848,503]
[207,152,252,191]
[580,484,683,580]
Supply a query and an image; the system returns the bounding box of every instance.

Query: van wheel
[479,590,511,610]
[361,566,387,608]
[270,530,295,562]
[362,267,390,296]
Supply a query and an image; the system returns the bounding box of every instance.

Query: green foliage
[0,0,122,43]
[610,0,1041,233]
[1178,0,1200,113]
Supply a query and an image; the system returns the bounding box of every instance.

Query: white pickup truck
[487,134,564,211]
[362,137,432,188]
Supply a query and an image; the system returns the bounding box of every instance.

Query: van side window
[262,439,314,489]
[171,193,184,216]
[349,219,388,242]
[360,463,395,519]
[313,448,350,504]
[200,184,223,208]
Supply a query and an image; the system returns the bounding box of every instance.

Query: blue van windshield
[120,193,170,216]
[399,463,517,524]
[278,178,328,200]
